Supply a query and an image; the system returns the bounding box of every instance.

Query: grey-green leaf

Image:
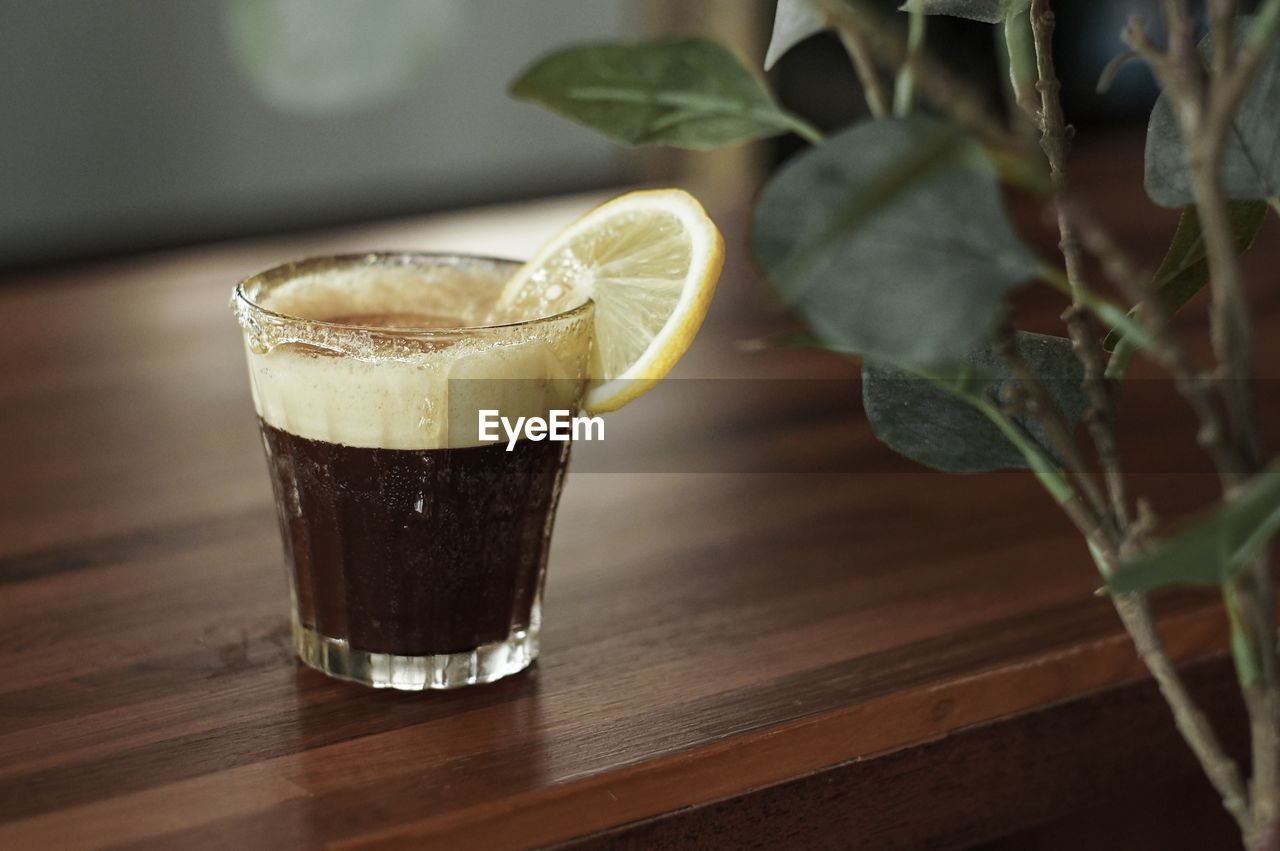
[766,0,827,70]
[752,116,1042,367]
[1109,467,1280,593]
[1145,26,1280,205]
[510,39,816,150]
[862,332,1087,472]
[898,0,1029,24]
[1104,200,1268,352]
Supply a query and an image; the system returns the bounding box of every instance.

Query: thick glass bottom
[292,603,540,690]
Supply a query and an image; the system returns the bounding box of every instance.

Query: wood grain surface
[0,142,1276,849]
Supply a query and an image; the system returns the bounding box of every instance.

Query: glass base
[292,605,540,690]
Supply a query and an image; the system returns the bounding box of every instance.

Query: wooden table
[1,146,1275,849]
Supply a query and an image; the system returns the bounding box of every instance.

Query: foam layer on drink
[236,257,593,450]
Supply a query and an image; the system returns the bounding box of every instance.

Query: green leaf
[1145,201,1267,315]
[752,116,1042,367]
[1109,467,1280,594]
[862,332,1087,472]
[1103,201,1268,354]
[1145,24,1280,205]
[898,0,1029,24]
[1000,5,1037,108]
[509,39,820,150]
[1251,2,1280,50]
[766,0,827,70]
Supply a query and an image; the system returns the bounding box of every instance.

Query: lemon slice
[497,189,724,413]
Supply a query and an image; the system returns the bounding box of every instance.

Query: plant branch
[1039,265,1154,348]
[990,304,1253,842]
[1189,152,1260,477]
[780,113,826,146]
[817,0,1034,157]
[1060,200,1255,483]
[994,318,1113,534]
[1110,589,1255,835]
[1123,10,1264,475]
[997,374,1249,837]
[1028,0,1129,530]
[1049,190,1269,834]
[1210,0,1238,79]
[1166,10,1279,838]
[979,380,1110,548]
[972,395,1078,506]
[905,362,1083,513]
[1115,7,1280,837]
[894,0,926,116]
[1007,14,1261,830]
[1061,216,1278,833]
[837,27,891,118]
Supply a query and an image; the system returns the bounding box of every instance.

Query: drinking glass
[231,253,593,689]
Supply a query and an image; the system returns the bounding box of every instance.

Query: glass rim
[231,251,593,336]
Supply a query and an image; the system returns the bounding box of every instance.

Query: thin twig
[1033,4,1268,840]
[1028,0,1129,530]
[1185,11,1280,838]
[1068,308,1128,527]
[1060,200,1254,482]
[995,318,1113,534]
[986,379,1110,544]
[1124,11,1263,476]
[1112,591,1254,834]
[894,0,925,115]
[817,0,1033,156]
[998,398,1252,838]
[837,28,891,118]
[1210,0,1238,79]
[1123,6,1279,840]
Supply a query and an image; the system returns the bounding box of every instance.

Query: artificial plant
[509,1,1280,846]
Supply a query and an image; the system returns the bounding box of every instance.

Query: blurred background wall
[0,0,1209,271]
[0,0,651,268]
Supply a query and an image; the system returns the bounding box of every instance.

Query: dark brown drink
[261,423,568,656]
[232,253,594,689]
